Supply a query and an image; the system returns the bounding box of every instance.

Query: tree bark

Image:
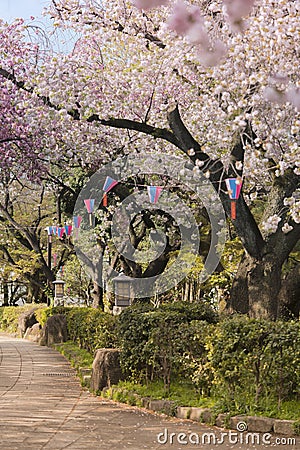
[228,253,283,320]
[92,280,104,309]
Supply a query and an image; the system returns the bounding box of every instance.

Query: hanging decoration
[147,186,163,204]
[84,199,95,226]
[57,227,65,239]
[73,215,82,239]
[53,253,58,267]
[225,177,243,220]
[64,224,73,237]
[46,226,54,242]
[102,176,118,207]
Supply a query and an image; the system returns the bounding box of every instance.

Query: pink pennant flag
[73,216,82,229]
[64,225,73,237]
[57,227,65,239]
[147,186,163,204]
[73,216,82,239]
[103,176,118,193]
[84,199,95,214]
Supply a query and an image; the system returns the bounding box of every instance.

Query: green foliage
[117,302,218,389]
[53,341,94,369]
[200,317,300,415]
[65,307,118,353]
[0,305,46,334]
[36,306,118,354]
[62,255,91,304]
[114,380,215,408]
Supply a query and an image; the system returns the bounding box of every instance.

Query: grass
[51,342,300,423]
[112,379,216,408]
[53,341,94,370]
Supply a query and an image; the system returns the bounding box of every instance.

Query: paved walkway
[0,335,298,450]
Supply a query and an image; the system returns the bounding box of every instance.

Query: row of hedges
[35,306,118,353]
[1,303,299,416]
[116,305,300,414]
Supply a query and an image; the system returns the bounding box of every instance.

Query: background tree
[0,1,299,318]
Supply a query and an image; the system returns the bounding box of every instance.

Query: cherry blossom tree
[0,0,299,318]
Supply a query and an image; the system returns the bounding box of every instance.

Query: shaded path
[0,335,298,450]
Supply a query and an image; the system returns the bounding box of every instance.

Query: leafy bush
[199,317,300,413]
[0,305,46,334]
[65,307,117,353]
[35,306,118,354]
[117,302,217,389]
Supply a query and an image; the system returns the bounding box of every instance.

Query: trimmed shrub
[117,302,217,388]
[36,307,118,354]
[195,317,300,412]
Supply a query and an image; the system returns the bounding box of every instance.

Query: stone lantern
[112,273,133,315]
[53,278,65,306]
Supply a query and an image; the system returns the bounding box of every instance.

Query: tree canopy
[0,0,299,317]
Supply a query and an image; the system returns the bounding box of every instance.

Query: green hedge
[36,306,118,354]
[182,317,300,414]
[117,302,217,389]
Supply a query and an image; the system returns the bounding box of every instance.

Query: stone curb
[100,387,299,436]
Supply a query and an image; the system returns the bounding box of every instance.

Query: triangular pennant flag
[225,178,243,220]
[84,199,95,214]
[57,227,65,239]
[46,226,53,236]
[73,216,82,229]
[103,176,118,193]
[147,186,163,204]
[225,178,242,200]
[64,225,73,236]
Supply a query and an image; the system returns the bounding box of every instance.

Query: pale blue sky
[0,0,51,21]
[0,0,79,52]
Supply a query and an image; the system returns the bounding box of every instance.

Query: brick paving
[0,334,298,450]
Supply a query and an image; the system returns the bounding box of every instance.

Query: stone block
[273,420,296,436]
[247,416,274,433]
[90,348,124,392]
[176,407,191,419]
[149,400,175,415]
[18,308,38,337]
[39,314,68,346]
[24,323,42,343]
[189,407,211,422]
[229,415,249,431]
[141,397,150,409]
[215,413,230,428]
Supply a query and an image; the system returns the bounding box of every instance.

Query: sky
[0,0,50,21]
[0,0,79,53]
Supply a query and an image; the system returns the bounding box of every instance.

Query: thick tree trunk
[278,264,300,319]
[3,282,9,306]
[228,253,283,320]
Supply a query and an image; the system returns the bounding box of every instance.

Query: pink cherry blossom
[197,40,227,67]
[133,0,168,10]
[286,86,300,111]
[223,0,256,32]
[223,0,255,20]
[167,1,205,40]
